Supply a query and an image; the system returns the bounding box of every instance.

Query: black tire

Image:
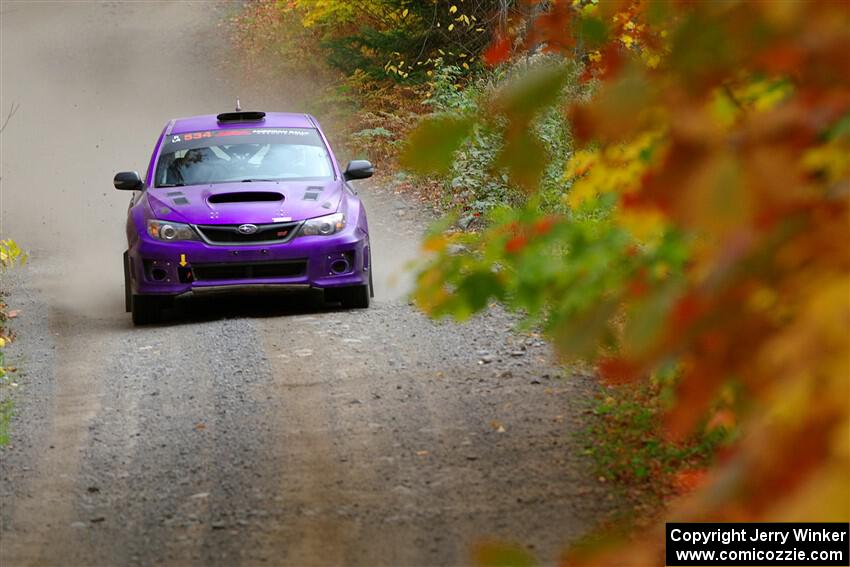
[305,288,325,311]
[340,284,370,309]
[131,295,164,326]
[123,251,132,313]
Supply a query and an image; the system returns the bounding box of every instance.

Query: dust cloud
[0,2,240,314]
[0,1,419,316]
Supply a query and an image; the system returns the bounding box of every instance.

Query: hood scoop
[208,191,284,204]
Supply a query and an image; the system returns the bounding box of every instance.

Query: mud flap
[123,250,132,312]
[368,247,374,298]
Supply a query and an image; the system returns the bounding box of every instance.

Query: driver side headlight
[298,213,346,237]
[147,219,199,241]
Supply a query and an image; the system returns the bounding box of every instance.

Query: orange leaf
[673,468,709,494]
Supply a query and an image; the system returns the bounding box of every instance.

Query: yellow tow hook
[177,254,193,283]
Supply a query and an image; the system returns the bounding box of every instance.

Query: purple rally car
[115,110,374,325]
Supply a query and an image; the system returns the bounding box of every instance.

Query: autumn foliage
[407,1,849,563]
[0,239,25,445]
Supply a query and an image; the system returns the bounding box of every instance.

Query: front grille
[192,260,307,281]
[195,222,300,244]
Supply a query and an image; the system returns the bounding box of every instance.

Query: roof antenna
[235,98,241,111]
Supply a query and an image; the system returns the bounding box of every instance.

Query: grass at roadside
[0,398,12,446]
[1,239,26,446]
[579,377,736,527]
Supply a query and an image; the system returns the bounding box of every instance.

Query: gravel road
[0,2,613,566]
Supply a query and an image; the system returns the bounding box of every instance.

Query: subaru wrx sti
[115,110,373,325]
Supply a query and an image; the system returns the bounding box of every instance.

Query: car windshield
[153,127,334,187]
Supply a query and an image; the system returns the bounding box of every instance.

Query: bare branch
[0,102,19,135]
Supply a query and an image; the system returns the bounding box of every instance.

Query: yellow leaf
[748,286,778,312]
[448,23,455,31]
[565,149,598,179]
[402,8,408,17]
[423,235,448,253]
[616,207,667,244]
[644,51,661,69]
[566,178,598,208]
[449,5,457,13]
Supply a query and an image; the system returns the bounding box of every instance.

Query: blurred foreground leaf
[400,114,474,174]
[473,542,536,567]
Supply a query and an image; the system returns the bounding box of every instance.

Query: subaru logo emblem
[237,224,258,235]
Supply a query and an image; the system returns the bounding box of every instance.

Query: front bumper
[128,226,369,296]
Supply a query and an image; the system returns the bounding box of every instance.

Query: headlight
[298,213,345,237]
[147,220,199,241]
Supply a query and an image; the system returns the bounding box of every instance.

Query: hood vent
[208,191,284,204]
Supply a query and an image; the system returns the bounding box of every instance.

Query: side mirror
[114,171,143,191]
[343,160,374,181]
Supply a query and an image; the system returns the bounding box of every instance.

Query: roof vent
[216,111,266,123]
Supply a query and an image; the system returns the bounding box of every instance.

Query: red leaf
[597,43,624,81]
[568,103,594,144]
[533,215,558,236]
[627,275,649,298]
[756,44,804,75]
[505,235,528,254]
[597,357,642,384]
[483,34,512,66]
[528,1,574,54]
[671,293,702,331]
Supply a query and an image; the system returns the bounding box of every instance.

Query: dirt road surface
[0,3,612,565]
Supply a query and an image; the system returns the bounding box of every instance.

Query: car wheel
[131,295,165,325]
[340,284,370,309]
